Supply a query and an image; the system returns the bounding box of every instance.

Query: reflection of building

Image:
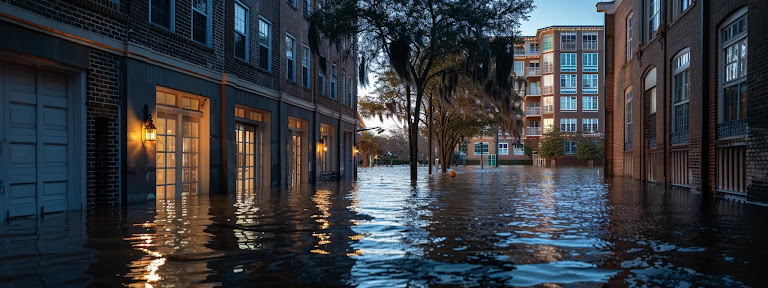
[598,0,768,201]
[459,133,530,163]
[0,0,358,218]
[515,26,606,166]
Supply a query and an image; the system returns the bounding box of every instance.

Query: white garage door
[1,62,74,218]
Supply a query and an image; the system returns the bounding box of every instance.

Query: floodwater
[1,166,767,287]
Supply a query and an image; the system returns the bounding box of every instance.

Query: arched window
[624,86,633,151]
[718,8,748,138]
[671,49,690,145]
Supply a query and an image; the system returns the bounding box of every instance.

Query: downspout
[220,73,228,194]
[699,0,710,197]
[661,2,668,186]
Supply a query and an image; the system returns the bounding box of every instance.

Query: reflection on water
[1,166,767,287]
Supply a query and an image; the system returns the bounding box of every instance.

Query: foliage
[310,0,535,180]
[538,131,565,160]
[575,138,599,160]
[356,132,380,166]
[597,138,605,158]
[523,144,533,157]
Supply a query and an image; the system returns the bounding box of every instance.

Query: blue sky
[362,0,605,131]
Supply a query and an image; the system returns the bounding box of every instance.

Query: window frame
[564,141,577,154]
[348,76,354,107]
[560,118,577,133]
[258,17,272,72]
[582,118,599,134]
[234,1,249,61]
[719,9,748,125]
[582,74,598,94]
[560,53,577,72]
[627,12,634,61]
[331,64,338,100]
[498,142,509,155]
[474,142,490,155]
[646,0,660,42]
[672,49,691,133]
[150,0,175,31]
[582,32,598,50]
[625,88,633,148]
[583,96,599,111]
[560,74,577,94]
[560,32,577,50]
[302,45,311,88]
[582,53,599,72]
[560,96,577,111]
[285,34,296,82]
[542,35,554,52]
[191,0,212,46]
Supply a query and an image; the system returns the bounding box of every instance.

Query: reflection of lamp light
[323,146,328,152]
[353,146,359,154]
[143,105,157,142]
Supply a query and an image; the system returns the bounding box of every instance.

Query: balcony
[528,87,540,96]
[526,67,540,76]
[542,63,553,74]
[561,42,577,50]
[527,127,542,136]
[670,130,689,145]
[543,86,554,95]
[543,105,554,114]
[648,138,657,149]
[717,119,749,139]
[525,107,541,117]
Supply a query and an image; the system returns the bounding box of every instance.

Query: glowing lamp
[144,112,157,142]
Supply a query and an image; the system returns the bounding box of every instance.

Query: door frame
[0,59,86,219]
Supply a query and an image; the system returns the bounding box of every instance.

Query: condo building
[598,0,768,202]
[0,0,358,218]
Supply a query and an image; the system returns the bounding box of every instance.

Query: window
[529,43,540,54]
[560,53,576,72]
[285,35,296,81]
[514,144,525,155]
[561,96,577,111]
[720,10,748,132]
[258,18,271,71]
[192,0,210,45]
[543,118,554,132]
[319,69,326,95]
[543,75,553,95]
[349,76,354,107]
[560,74,576,94]
[677,0,691,16]
[626,13,634,61]
[543,96,554,114]
[560,118,577,132]
[303,0,311,16]
[583,118,599,133]
[474,142,489,155]
[582,32,598,50]
[583,53,598,72]
[625,88,633,149]
[234,2,248,61]
[673,50,690,134]
[514,61,524,75]
[342,71,346,104]
[542,53,554,74]
[150,0,173,30]
[646,0,660,41]
[543,35,553,51]
[331,64,337,99]
[583,96,598,111]
[287,0,295,7]
[564,141,577,154]
[582,74,598,94]
[302,45,310,88]
[498,143,509,155]
[561,32,576,50]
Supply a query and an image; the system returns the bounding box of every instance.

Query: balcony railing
[527,127,542,136]
[561,42,577,50]
[717,119,749,139]
[527,67,540,76]
[543,86,554,95]
[648,138,657,149]
[670,130,689,145]
[528,87,540,95]
[525,107,541,116]
[543,105,554,114]
[542,63,553,74]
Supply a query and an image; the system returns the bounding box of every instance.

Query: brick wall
[3,0,127,40]
[222,0,279,90]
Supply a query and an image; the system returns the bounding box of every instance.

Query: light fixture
[323,146,328,152]
[353,146,359,154]
[143,104,157,142]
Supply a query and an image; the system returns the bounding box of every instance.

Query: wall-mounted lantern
[143,104,157,142]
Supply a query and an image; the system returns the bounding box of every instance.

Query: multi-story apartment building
[598,0,768,202]
[516,26,606,166]
[0,0,358,218]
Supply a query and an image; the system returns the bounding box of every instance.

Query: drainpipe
[661,3,668,187]
[700,0,711,197]
[220,73,228,194]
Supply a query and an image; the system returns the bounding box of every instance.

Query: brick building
[514,26,606,166]
[598,0,768,202]
[0,0,358,218]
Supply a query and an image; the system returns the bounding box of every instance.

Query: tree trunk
[362,153,368,167]
[428,94,433,174]
[405,85,418,182]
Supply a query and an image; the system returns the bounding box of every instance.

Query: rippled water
[1,166,767,287]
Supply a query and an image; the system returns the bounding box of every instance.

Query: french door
[156,113,200,199]
[235,123,263,194]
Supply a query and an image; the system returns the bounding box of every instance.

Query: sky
[360,0,605,134]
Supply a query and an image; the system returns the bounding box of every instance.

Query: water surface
[1,166,766,287]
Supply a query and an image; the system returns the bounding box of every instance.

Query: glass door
[290,131,302,187]
[236,123,263,195]
[182,117,199,197]
[156,114,177,199]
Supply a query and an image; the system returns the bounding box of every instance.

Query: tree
[575,138,599,160]
[356,132,379,167]
[310,0,535,182]
[538,131,565,161]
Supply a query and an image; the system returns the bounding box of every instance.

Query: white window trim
[191,0,212,46]
[474,142,490,155]
[498,142,509,155]
[582,118,599,134]
[583,53,599,72]
[234,0,249,61]
[560,74,577,94]
[718,7,748,124]
[561,96,577,111]
[560,118,577,132]
[582,32,598,50]
[627,12,634,62]
[258,17,272,72]
[560,53,577,72]
[582,74,598,94]
[583,96,599,111]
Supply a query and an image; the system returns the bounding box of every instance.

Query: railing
[670,130,689,145]
[648,138,657,149]
[528,87,540,95]
[543,105,554,113]
[514,49,526,56]
[527,127,542,136]
[527,67,540,76]
[717,119,748,139]
[582,42,598,50]
[624,142,633,151]
[543,86,554,95]
[561,42,577,50]
[525,107,541,116]
[514,69,524,76]
[542,63,553,74]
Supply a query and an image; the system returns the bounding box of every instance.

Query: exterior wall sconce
[143,104,157,142]
[323,145,328,152]
[353,145,359,154]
